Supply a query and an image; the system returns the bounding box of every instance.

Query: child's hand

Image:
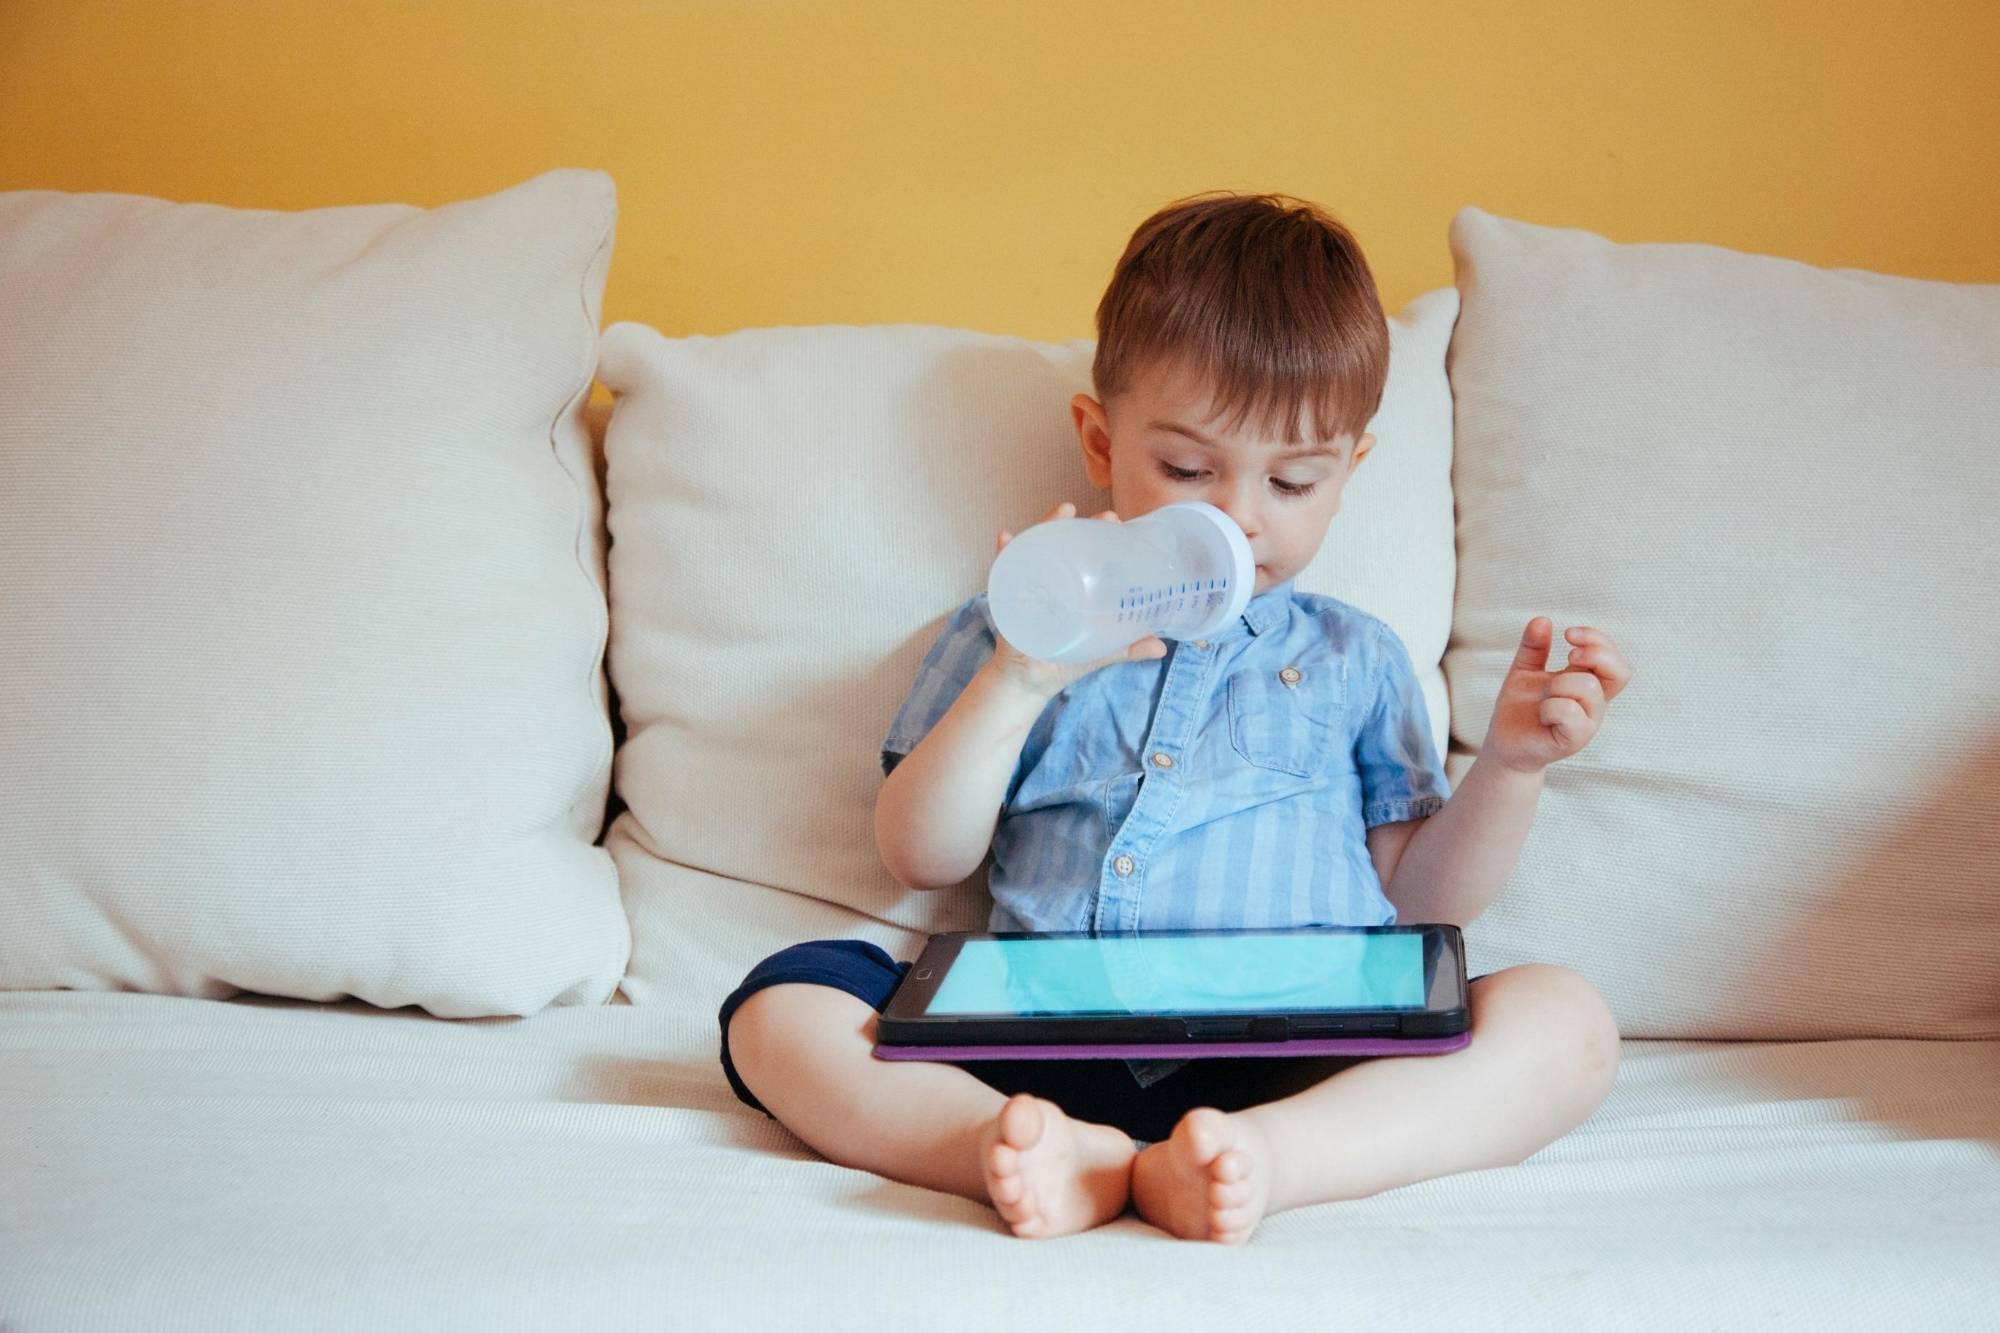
[1480,617,1633,774]
[987,501,1169,699]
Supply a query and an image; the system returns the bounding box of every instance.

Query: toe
[1001,1094,1046,1150]
[989,1170,1024,1207]
[984,1128,1016,1176]
[1214,1201,1253,1228]
[1212,1147,1249,1184]
[1180,1107,1227,1164]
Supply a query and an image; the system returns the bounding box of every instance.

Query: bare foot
[980,1093,1137,1238]
[1130,1106,1272,1243]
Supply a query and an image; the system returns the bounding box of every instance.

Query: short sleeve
[880,593,998,778]
[1354,620,1453,827]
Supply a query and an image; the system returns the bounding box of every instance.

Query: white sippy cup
[986,500,1256,664]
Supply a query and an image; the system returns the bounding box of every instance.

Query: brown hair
[1091,192,1390,445]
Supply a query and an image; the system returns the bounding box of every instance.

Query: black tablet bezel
[876,924,1468,1047]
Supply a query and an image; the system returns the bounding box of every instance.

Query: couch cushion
[3,985,1996,1327]
[1444,206,2000,1040]
[0,169,630,1017]
[593,292,1458,980]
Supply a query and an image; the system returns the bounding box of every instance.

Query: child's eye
[1157,461,1318,500]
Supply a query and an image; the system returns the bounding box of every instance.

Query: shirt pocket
[1225,666,1346,779]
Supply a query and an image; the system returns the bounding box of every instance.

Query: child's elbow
[876,847,954,893]
[883,863,949,893]
[873,783,949,892]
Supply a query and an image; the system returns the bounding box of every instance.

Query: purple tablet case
[874,1031,1469,1061]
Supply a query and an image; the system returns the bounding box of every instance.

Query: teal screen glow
[924,932,1427,1016]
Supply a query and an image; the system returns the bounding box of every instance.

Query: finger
[1563,647,1632,699]
[1540,696,1589,739]
[1510,616,1553,673]
[995,530,1012,553]
[1088,637,1166,673]
[1546,670,1605,720]
[1564,626,1633,677]
[1563,646,1622,676]
[1043,501,1076,523]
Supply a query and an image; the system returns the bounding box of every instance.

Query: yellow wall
[4,0,1996,343]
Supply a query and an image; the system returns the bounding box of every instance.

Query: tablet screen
[924,932,1428,1017]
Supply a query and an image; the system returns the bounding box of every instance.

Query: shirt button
[1279,665,1302,687]
[1113,854,1135,877]
[1193,640,1209,650]
[1151,751,1174,769]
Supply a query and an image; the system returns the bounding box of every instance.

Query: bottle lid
[1159,501,1255,637]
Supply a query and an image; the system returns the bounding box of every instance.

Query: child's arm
[1381,616,1632,925]
[1373,763,1545,927]
[874,658,1054,891]
[876,502,1168,893]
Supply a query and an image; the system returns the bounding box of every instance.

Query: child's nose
[1215,499,1259,541]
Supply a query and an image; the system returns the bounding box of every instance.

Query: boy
[719,193,1633,1243]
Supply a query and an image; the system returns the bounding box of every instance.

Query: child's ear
[1349,431,1376,468]
[1073,392,1115,489]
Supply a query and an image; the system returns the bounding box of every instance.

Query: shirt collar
[1218,577,1295,641]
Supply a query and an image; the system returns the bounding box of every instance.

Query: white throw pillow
[0,169,631,1017]
[1443,206,2000,1040]
[596,293,1459,996]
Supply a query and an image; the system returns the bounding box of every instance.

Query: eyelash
[1158,462,1319,499]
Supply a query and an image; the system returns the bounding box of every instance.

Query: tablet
[873,925,1470,1061]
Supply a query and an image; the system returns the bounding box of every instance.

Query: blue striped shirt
[880,577,1453,1088]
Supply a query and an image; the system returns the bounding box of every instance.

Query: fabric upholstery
[1442,205,2000,1039]
[0,170,631,1017]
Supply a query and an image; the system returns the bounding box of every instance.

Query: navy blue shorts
[719,937,1487,1147]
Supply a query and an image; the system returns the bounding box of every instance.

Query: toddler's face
[1072,357,1374,598]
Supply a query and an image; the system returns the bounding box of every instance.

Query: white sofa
[3,171,1996,1330]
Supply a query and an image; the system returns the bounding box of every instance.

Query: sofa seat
[5,985,1996,1330]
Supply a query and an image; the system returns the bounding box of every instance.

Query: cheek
[1115,461,1172,504]
[1276,507,1334,556]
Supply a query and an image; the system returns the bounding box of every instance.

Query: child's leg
[1131,963,1620,1242]
[727,980,1139,1236]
